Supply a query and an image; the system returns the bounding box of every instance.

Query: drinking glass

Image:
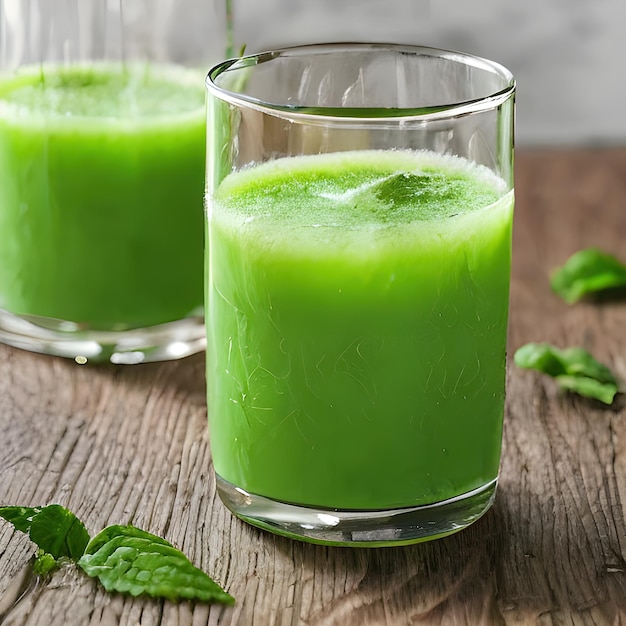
[0,0,225,363]
[205,43,515,546]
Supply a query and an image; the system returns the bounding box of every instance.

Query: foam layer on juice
[213,150,507,234]
[0,63,204,119]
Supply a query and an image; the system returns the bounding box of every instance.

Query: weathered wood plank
[1,148,625,625]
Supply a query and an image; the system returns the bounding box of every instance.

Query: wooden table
[1,148,625,625]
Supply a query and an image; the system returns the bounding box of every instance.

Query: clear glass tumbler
[205,43,515,546]
[0,0,225,363]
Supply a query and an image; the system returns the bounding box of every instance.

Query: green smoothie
[0,63,205,330]
[207,150,513,511]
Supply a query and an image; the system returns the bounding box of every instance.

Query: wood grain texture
[1,148,626,625]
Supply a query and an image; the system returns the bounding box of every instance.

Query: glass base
[215,474,497,547]
[0,309,205,364]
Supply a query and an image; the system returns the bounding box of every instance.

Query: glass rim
[206,42,516,124]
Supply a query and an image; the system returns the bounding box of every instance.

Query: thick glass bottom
[0,309,205,364]
[216,474,497,547]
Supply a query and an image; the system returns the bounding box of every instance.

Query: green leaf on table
[0,505,43,533]
[551,247,626,303]
[0,504,89,560]
[29,504,90,560]
[555,347,617,383]
[514,342,619,404]
[0,506,234,605]
[78,525,234,605]
[512,343,566,377]
[33,549,59,577]
[555,375,618,405]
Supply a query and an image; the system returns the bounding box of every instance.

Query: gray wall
[231,0,626,147]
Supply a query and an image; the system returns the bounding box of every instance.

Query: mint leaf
[33,550,59,577]
[366,171,473,221]
[0,504,89,560]
[29,504,90,560]
[78,525,234,605]
[373,173,434,205]
[514,342,619,404]
[0,508,234,605]
[0,506,43,533]
[513,343,566,378]
[555,375,618,406]
[551,247,626,303]
[556,347,617,384]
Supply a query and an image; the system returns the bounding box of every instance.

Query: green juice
[0,63,205,330]
[207,150,513,511]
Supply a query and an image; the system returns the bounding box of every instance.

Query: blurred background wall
[230,0,625,147]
